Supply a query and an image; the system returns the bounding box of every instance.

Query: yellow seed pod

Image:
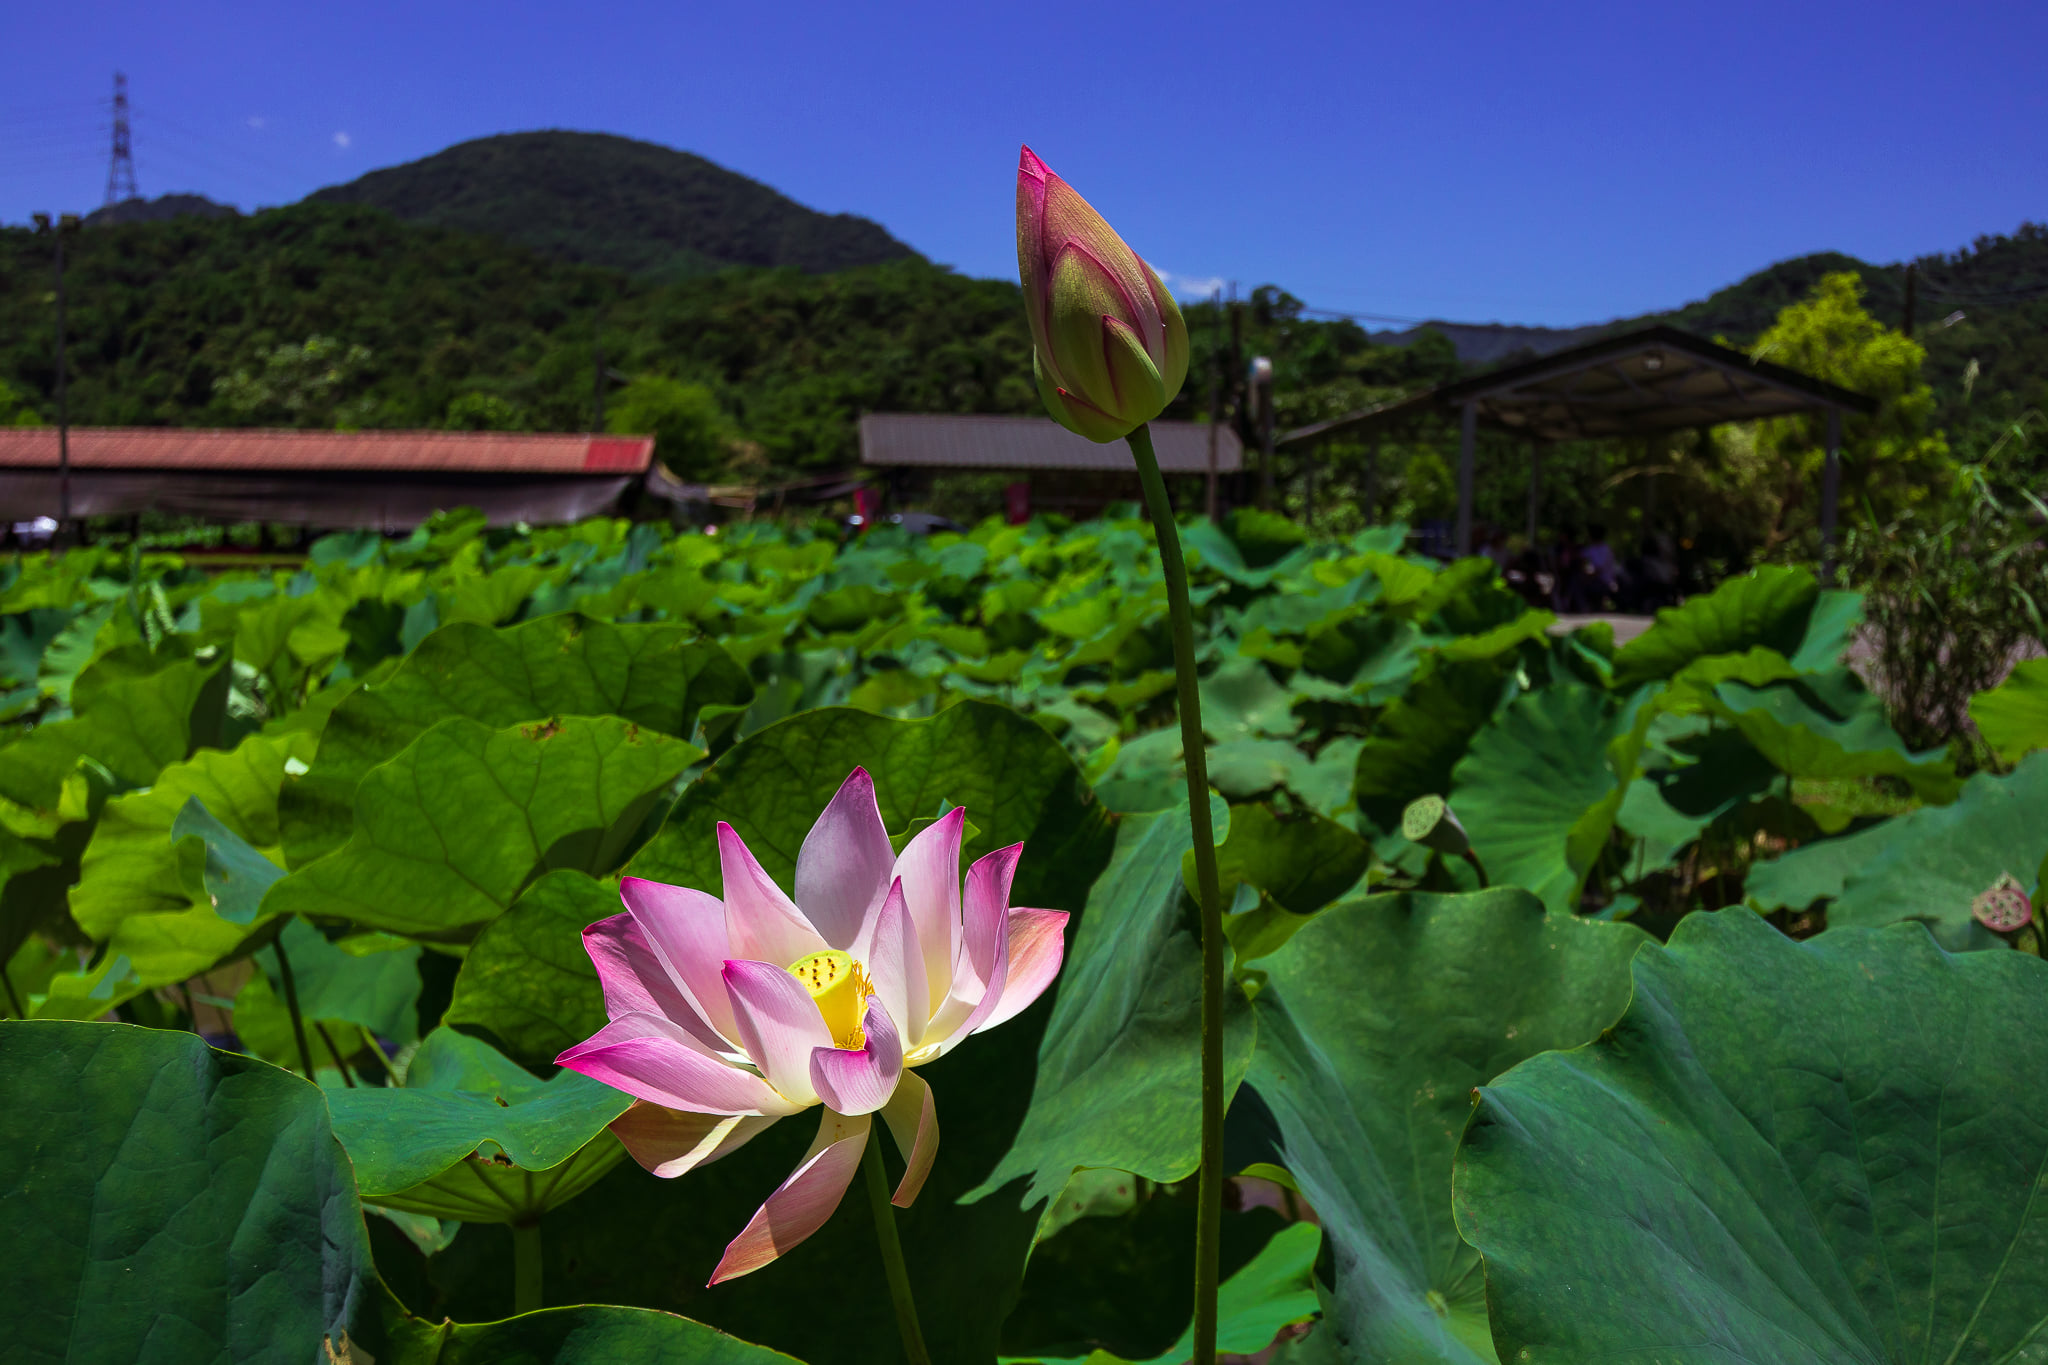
[787,949,871,1050]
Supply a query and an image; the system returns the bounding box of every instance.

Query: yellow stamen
[787,949,871,1050]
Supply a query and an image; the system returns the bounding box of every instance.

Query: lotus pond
[3,505,2045,1364]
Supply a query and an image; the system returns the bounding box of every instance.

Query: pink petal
[609,1101,779,1178]
[719,823,828,967]
[975,908,1070,1034]
[960,842,1023,993]
[794,768,894,950]
[555,1012,793,1116]
[617,878,742,1047]
[809,999,903,1117]
[709,1109,870,1284]
[723,958,831,1107]
[880,1070,939,1208]
[582,912,731,1057]
[890,806,964,1015]
[862,878,929,1048]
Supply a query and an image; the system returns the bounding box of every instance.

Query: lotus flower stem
[1126,421,1225,1365]
[270,939,316,1082]
[862,1134,931,1365]
[512,1217,542,1315]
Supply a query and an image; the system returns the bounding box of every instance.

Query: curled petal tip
[1019,144,1048,178]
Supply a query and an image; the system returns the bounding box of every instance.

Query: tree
[605,375,734,478]
[443,392,531,431]
[1748,272,1950,548]
[0,378,41,426]
[212,335,377,429]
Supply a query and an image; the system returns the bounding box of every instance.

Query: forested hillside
[308,131,921,278]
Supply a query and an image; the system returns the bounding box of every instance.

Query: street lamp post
[34,212,80,533]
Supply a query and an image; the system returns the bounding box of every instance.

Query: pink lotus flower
[556,768,1070,1283]
[1016,145,1190,443]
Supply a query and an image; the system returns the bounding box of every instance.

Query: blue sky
[4,1,2042,326]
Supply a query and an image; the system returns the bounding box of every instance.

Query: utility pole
[1248,356,1275,511]
[1227,284,1243,511]
[592,307,606,433]
[104,72,138,206]
[36,213,80,530]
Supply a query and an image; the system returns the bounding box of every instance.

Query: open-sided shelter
[860,413,1242,519]
[1279,325,1876,565]
[0,427,654,530]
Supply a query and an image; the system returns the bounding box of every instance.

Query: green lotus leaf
[1199,657,1302,741]
[1004,1221,1324,1365]
[376,1298,801,1364]
[1609,564,1820,687]
[442,869,617,1066]
[2,647,229,805]
[281,614,750,867]
[1352,658,1511,834]
[970,795,1252,1210]
[70,730,312,986]
[1454,909,2048,1364]
[327,1026,631,1224]
[0,1020,374,1359]
[1970,657,2048,764]
[267,714,699,940]
[1449,682,1621,911]
[1249,889,1646,1364]
[1710,676,1959,801]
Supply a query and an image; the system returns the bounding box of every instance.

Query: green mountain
[306,130,921,278]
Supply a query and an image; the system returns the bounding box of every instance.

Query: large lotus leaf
[442,869,617,1065]
[1743,816,1898,912]
[266,715,701,940]
[328,1026,632,1223]
[258,914,422,1046]
[377,1299,801,1364]
[0,1020,375,1361]
[0,650,228,812]
[1449,683,1619,911]
[1788,588,1864,672]
[1208,801,1371,918]
[1206,738,1306,799]
[1454,909,2048,1365]
[399,701,1116,1365]
[1199,657,1302,741]
[281,614,751,867]
[1294,613,1422,703]
[1250,890,1646,1365]
[70,730,313,986]
[1711,677,1960,801]
[969,796,1252,1210]
[1351,658,1510,834]
[1826,751,2048,947]
[1005,1221,1324,1365]
[1970,657,2048,764]
[625,702,1112,910]
[1609,564,1819,687]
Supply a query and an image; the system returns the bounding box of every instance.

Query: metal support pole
[1455,400,1477,557]
[54,219,73,529]
[1204,377,1220,524]
[1526,441,1541,544]
[1819,407,1841,583]
[591,309,605,434]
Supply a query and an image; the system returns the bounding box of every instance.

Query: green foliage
[1750,272,1950,541]
[1249,890,1646,1363]
[607,374,735,478]
[1,509,2042,1364]
[1970,656,2048,764]
[0,375,42,425]
[0,1021,377,1358]
[308,130,919,278]
[1456,910,2048,1364]
[213,333,378,428]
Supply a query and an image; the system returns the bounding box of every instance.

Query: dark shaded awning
[1280,325,1877,448]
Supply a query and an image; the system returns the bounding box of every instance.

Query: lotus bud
[1016,146,1190,443]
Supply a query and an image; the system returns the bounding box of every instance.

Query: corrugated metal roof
[0,427,654,475]
[860,413,1242,473]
